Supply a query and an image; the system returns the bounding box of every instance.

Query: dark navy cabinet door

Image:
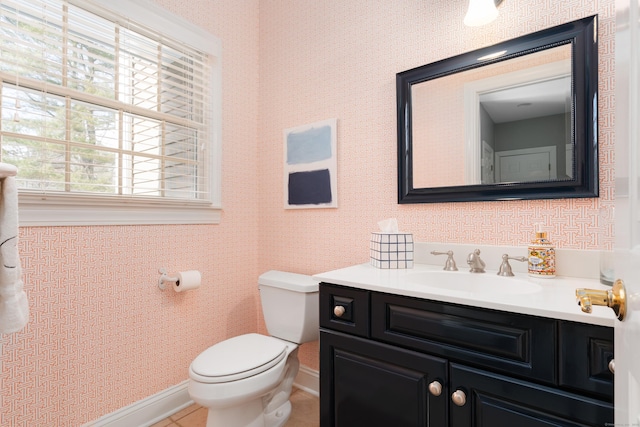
[320,330,448,427]
[449,363,613,427]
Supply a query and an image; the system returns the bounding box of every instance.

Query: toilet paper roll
[173,270,201,292]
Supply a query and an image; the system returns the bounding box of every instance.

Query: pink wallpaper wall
[258,0,614,369]
[1,0,615,425]
[1,1,262,425]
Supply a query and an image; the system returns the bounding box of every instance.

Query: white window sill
[18,194,221,226]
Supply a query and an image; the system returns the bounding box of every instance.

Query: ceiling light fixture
[464,0,504,27]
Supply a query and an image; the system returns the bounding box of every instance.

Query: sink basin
[404,271,542,295]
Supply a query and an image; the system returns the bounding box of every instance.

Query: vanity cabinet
[319,283,613,427]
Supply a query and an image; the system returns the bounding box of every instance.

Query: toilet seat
[190,333,288,384]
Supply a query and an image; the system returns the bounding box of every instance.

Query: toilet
[188,271,319,427]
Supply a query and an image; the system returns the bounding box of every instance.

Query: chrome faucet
[467,249,486,273]
[431,250,458,271]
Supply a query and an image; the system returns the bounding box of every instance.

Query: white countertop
[314,263,616,327]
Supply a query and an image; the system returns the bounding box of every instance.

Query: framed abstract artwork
[283,118,338,209]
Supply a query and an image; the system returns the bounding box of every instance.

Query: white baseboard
[82,380,193,427]
[294,365,319,396]
[83,365,319,427]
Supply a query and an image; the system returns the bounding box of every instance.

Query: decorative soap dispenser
[528,224,556,278]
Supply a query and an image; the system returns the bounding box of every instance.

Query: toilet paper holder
[158,268,179,290]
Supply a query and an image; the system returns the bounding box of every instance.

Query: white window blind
[0,0,221,225]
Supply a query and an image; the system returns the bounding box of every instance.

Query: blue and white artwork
[284,118,337,209]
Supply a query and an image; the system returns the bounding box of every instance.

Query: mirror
[397,16,598,203]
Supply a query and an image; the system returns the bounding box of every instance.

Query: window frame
[12,0,222,226]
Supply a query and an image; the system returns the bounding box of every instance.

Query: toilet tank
[258,271,319,344]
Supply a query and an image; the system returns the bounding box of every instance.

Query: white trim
[82,365,319,427]
[208,46,223,211]
[464,59,571,184]
[19,195,221,226]
[74,0,221,55]
[293,365,320,397]
[82,380,193,427]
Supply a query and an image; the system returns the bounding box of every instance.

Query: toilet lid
[190,334,287,383]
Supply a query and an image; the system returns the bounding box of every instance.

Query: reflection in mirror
[478,74,572,184]
[398,16,598,203]
[411,45,572,188]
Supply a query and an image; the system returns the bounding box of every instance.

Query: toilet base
[264,400,292,427]
[205,399,291,427]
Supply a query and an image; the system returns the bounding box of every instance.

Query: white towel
[0,164,29,334]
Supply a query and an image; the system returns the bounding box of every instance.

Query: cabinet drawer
[371,292,557,383]
[320,283,370,338]
[559,321,614,401]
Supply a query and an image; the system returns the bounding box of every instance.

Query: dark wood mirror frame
[397,15,598,204]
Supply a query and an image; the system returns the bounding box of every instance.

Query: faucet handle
[430,250,458,271]
[497,254,527,276]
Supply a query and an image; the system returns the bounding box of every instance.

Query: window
[0,0,221,225]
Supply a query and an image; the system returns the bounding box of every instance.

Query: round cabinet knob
[428,381,442,396]
[333,305,346,317]
[451,390,467,407]
[609,359,615,374]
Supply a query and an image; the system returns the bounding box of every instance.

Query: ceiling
[479,76,572,123]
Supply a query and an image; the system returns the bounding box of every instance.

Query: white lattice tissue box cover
[369,232,414,269]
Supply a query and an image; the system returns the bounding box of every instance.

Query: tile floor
[150,388,319,427]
